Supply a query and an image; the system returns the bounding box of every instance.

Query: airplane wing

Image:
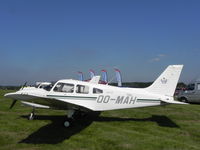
[5,92,95,111]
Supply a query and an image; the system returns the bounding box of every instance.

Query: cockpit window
[93,88,103,94]
[43,82,56,91]
[76,85,89,94]
[53,83,74,93]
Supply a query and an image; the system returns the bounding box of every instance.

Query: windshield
[186,84,195,91]
[35,84,40,88]
[43,82,56,91]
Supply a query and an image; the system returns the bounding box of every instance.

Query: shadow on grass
[95,115,179,128]
[19,112,100,144]
[19,114,179,144]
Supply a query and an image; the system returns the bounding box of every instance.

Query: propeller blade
[10,100,17,109]
[23,82,27,87]
[21,82,27,90]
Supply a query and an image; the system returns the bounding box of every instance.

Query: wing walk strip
[137,99,161,103]
[46,95,97,100]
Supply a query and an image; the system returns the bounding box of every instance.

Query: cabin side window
[93,88,103,94]
[76,85,89,94]
[53,83,74,93]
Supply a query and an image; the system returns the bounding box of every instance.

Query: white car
[178,81,200,103]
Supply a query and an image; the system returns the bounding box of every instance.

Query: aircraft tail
[146,65,183,97]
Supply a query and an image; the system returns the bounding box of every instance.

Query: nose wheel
[28,108,35,120]
[28,112,34,120]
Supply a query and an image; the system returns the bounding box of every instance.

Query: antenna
[107,72,116,85]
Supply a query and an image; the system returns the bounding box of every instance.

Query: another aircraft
[16,82,52,91]
[5,65,186,127]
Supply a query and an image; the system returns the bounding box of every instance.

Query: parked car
[177,81,200,103]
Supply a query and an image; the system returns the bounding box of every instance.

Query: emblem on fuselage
[161,77,167,84]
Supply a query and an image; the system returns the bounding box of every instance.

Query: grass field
[0,89,200,150]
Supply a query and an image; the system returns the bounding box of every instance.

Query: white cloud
[150,54,166,62]
[158,54,166,57]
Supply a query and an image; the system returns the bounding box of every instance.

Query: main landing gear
[26,108,86,128]
[63,109,75,128]
[63,110,87,128]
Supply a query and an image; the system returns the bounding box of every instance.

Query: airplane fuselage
[5,80,169,111]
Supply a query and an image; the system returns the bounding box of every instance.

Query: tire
[180,97,188,103]
[64,121,70,127]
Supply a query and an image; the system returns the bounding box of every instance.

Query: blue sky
[0,0,200,85]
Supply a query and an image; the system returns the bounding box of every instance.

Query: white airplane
[4,65,186,127]
[16,82,53,93]
[35,82,52,89]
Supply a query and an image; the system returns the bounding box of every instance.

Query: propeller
[20,82,27,90]
[10,100,17,109]
[9,82,27,109]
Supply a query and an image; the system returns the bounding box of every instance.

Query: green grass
[0,89,200,150]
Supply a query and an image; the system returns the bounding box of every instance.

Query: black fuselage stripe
[47,95,97,100]
[137,99,161,103]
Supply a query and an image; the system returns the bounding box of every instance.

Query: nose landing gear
[28,108,35,120]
